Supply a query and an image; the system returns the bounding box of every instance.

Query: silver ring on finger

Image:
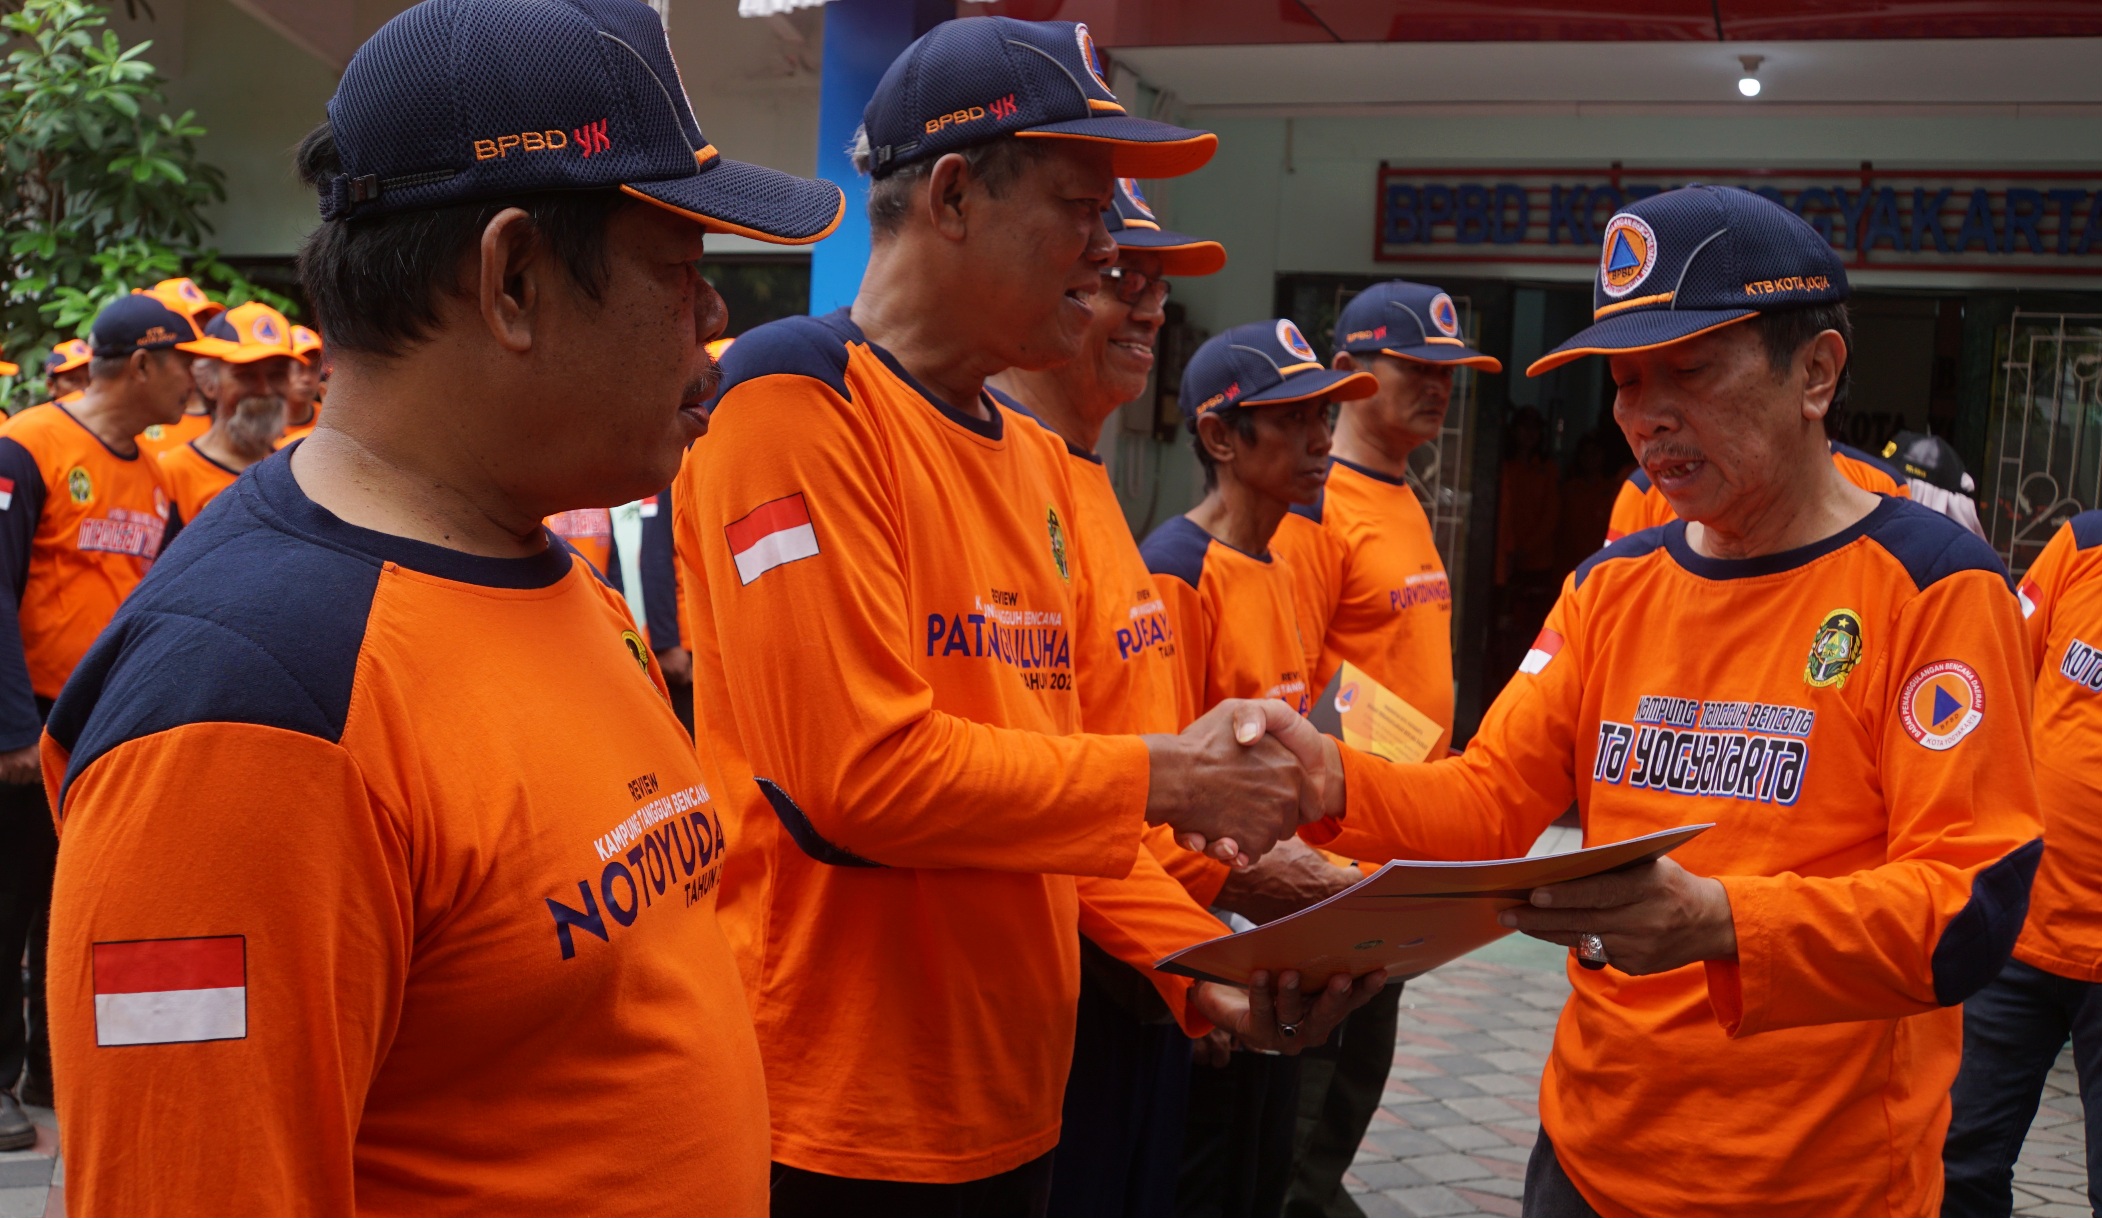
[1577,933,1609,964]
[1278,1020,1300,1039]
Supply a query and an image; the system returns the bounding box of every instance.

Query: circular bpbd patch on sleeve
[1899,659,1984,751]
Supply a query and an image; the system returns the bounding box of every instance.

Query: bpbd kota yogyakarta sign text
[1376,165,2102,272]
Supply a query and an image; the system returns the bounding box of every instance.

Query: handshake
[1143,699,1346,868]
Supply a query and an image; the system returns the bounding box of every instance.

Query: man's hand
[1499,857,1736,976]
[1188,967,1389,1057]
[1215,838,1361,925]
[1253,707,1346,822]
[654,645,692,687]
[1144,699,1317,866]
[0,744,39,786]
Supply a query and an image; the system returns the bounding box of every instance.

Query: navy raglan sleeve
[641,489,679,650]
[0,438,47,749]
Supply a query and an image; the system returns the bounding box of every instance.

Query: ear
[1332,350,1360,373]
[1799,329,1847,423]
[477,207,543,355]
[923,153,974,241]
[1195,412,1238,466]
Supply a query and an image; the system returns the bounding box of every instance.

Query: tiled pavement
[1342,933,2093,1218]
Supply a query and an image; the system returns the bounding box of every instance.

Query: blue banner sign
[1375,166,2102,273]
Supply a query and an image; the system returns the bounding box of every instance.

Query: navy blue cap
[318,0,843,245]
[1334,281,1501,372]
[860,18,1215,181]
[1105,178,1223,276]
[1528,185,1848,377]
[88,296,212,360]
[1181,319,1377,421]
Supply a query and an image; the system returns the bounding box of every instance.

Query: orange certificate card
[1308,662,1441,765]
[1153,824,1711,988]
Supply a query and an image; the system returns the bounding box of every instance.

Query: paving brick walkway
[1343,937,2092,1218]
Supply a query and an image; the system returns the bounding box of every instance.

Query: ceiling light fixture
[1737,54,1764,98]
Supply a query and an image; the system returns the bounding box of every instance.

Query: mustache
[686,356,722,406]
[1640,442,1704,468]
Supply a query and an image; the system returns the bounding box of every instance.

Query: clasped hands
[1142,697,1342,868]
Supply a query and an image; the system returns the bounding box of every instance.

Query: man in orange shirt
[1279,186,2042,1217]
[158,302,304,532]
[992,183,1362,1218]
[42,0,844,1211]
[132,279,222,455]
[281,324,326,445]
[1269,279,1502,1218]
[40,341,90,403]
[1142,318,1377,1218]
[677,20,1377,1215]
[0,294,199,1145]
[1943,513,2102,1213]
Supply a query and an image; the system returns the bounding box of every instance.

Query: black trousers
[1049,969,1192,1218]
[771,1151,1056,1218]
[1522,1134,1601,1218]
[1179,1049,1302,1218]
[1943,957,2102,1216]
[0,775,55,1093]
[1285,984,1404,1218]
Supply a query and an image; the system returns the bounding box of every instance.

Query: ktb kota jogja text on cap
[315,0,843,246]
[1528,184,1849,376]
[1181,320,1378,421]
[1334,281,1502,372]
[1106,178,1224,276]
[859,17,1215,180]
[87,296,216,360]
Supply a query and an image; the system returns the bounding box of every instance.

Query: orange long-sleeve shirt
[1605,441,1909,543]
[677,312,1166,1184]
[43,452,767,1215]
[1273,456,1455,755]
[2013,513,2102,982]
[1310,497,2041,1216]
[1016,407,1233,941]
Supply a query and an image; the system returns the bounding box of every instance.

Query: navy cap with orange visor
[45,340,91,377]
[1105,177,1223,276]
[1181,319,1377,422]
[1333,281,1501,372]
[859,18,1215,182]
[1527,184,1848,377]
[313,0,843,247]
[86,295,217,359]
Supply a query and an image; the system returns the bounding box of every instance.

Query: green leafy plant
[1,0,293,405]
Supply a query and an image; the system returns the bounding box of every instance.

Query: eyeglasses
[1101,266,1170,306]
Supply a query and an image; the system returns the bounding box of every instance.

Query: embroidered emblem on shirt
[620,629,651,675]
[1047,506,1070,582]
[1804,608,1864,689]
[1899,660,1985,751]
[67,466,91,505]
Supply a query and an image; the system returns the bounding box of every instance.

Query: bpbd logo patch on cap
[1599,213,1659,299]
[1076,24,1111,92]
[1121,177,1156,219]
[252,315,281,344]
[1277,320,1317,363]
[1429,293,1461,338]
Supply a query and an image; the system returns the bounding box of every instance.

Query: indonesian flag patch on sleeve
[1519,628,1564,675]
[92,936,246,1046]
[726,493,820,586]
[0,476,16,511]
[2019,578,2042,619]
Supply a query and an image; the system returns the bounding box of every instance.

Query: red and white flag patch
[0,476,16,512]
[726,493,820,586]
[92,936,246,1047]
[1519,628,1563,675]
[2019,578,2042,620]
